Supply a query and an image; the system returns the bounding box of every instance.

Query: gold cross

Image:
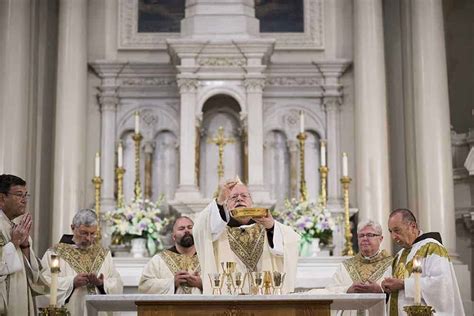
[207,126,236,181]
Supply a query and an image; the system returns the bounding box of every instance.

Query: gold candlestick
[92,176,102,240]
[38,306,70,316]
[208,126,235,193]
[340,176,353,256]
[132,132,143,200]
[297,132,308,202]
[116,167,125,208]
[403,305,435,316]
[318,166,328,208]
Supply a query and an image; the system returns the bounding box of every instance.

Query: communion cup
[250,272,264,295]
[231,272,246,295]
[208,273,223,295]
[271,271,286,295]
[262,271,273,295]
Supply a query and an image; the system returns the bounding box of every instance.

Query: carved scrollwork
[197,57,246,67]
[177,79,199,93]
[244,79,265,92]
[119,78,177,87]
[265,77,323,87]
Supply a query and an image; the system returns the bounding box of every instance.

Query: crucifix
[207,126,236,183]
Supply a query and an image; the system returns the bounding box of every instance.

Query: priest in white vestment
[139,216,202,294]
[381,208,465,316]
[42,209,123,316]
[0,174,48,315]
[322,219,392,316]
[194,178,300,294]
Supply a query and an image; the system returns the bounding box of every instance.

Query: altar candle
[320,140,326,166]
[117,142,123,168]
[413,257,422,305]
[134,111,140,134]
[50,254,60,306]
[95,152,100,177]
[299,111,304,134]
[342,152,348,177]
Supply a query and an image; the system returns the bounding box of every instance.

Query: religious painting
[138,0,185,33]
[255,0,304,33]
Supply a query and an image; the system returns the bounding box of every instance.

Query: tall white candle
[299,111,304,134]
[413,257,422,305]
[134,111,140,134]
[320,140,326,166]
[49,254,60,306]
[94,152,100,177]
[117,142,123,168]
[342,152,348,177]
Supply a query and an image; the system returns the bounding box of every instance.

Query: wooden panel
[136,300,332,316]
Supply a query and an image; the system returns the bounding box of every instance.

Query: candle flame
[51,254,60,269]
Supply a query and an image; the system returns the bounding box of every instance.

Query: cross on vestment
[207,126,236,182]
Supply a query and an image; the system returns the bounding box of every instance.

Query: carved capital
[177,79,199,93]
[324,97,342,112]
[244,79,265,92]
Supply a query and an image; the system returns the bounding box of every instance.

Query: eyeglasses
[229,193,251,201]
[357,233,381,239]
[78,231,97,238]
[5,192,31,200]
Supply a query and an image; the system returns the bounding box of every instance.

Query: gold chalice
[271,271,286,295]
[250,272,264,295]
[208,273,223,295]
[220,262,236,295]
[262,271,273,295]
[231,272,246,295]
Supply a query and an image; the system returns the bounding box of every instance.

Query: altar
[86,294,386,316]
[114,256,344,292]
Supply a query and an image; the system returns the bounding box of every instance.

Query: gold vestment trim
[159,250,200,294]
[343,249,392,283]
[226,224,265,272]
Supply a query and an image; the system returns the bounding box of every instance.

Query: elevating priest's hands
[252,211,275,230]
[216,180,238,206]
[347,281,383,293]
[381,277,404,293]
[11,213,32,248]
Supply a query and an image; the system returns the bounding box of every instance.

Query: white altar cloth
[85,294,386,316]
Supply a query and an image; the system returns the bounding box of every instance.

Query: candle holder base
[39,305,70,316]
[403,305,435,316]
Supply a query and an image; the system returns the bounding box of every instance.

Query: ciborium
[208,273,223,295]
[403,305,435,316]
[271,271,286,295]
[250,272,264,295]
[231,272,246,295]
[220,262,236,294]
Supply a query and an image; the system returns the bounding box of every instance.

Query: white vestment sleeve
[325,263,352,293]
[138,255,175,294]
[101,252,123,294]
[209,200,229,241]
[0,242,22,275]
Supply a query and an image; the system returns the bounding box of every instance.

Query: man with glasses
[194,177,299,294]
[41,208,123,315]
[0,174,47,315]
[381,208,464,316]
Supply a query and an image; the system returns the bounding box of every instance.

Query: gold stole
[343,250,393,283]
[54,243,107,294]
[226,224,265,272]
[159,250,200,294]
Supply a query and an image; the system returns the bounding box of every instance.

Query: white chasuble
[42,242,123,316]
[138,249,201,294]
[194,200,300,294]
[0,211,47,315]
[388,235,465,316]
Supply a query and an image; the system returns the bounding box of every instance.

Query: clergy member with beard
[194,177,300,294]
[42,209,123,316]
[138,216,202,294]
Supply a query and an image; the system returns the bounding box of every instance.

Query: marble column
[324,97,342,207]
[411,0,456,254]
[174,78,201,200]
[244,78,271,203]
[0,0,31,177]
[354,0,391,249]
[52,0,88,242]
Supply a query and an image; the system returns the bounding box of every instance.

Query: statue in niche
[138,0,185,33]
[255,0,304,33]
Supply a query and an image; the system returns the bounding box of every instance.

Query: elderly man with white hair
[327,219,392,295]
[42,209,123,315]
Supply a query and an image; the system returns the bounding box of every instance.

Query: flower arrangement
[273,199,336,247]
[105,196,171,255]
